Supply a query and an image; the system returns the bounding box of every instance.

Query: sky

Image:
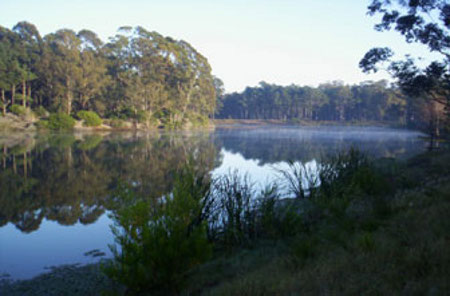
[0,0,439,93]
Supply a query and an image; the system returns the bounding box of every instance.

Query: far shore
[213,118,406,129]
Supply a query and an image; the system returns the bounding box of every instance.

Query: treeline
[0,22,216,127]
[217,81,415,125]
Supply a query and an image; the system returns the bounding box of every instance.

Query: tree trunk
[28,84,31,106]
[66,91,72,115]
[22,80,27,108]
[23,152,27,180]
[11,84,15,105]
[66,78,72,115]
[1,89,5,116]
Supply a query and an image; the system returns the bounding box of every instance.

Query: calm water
[0,126,426,279]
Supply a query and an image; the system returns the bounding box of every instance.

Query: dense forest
[216,80,448,132]
[0,22,216,128]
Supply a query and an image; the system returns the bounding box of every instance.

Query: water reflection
[0,126,426,279]
[0,132,220,233]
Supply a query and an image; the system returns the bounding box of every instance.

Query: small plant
[356,231,375,252]
[209,172,257,247]
[277,161,319,199]
[136,110,149,123]
[10,104,27,116]
[33,106,49,118]
[77,110,102,127]
[46,113,76,130]
[290,235,318,266]
[107,118,125,128]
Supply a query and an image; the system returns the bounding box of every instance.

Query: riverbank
[214,118,405,128]
[0,113,214,133]
[1,149,449,295]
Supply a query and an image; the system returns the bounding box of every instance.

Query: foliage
[188,112,210,127]
[46,113,76,130]
[105,118,125,128]
[217,81,408,124]
[10,104,26,116]
[276,161,319,199]
[33,106,49,118]
[103,165,213,294]
[360,0,450,137]
[0,23,216,128]
[77,110,102,127]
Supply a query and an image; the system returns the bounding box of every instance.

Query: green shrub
[33,106,49,118]
[36,120,49,129]
[77,110,102,127]
[188,113,209,127]
[136,110,149,123]
[10,104,27,116]
[47,113,76,130]
[104,165,212,294]
[107,118,125,128]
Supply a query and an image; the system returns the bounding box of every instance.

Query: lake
[0,126,427,279]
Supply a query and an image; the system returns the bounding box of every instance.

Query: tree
[360,0,450,137]
[76,30,108,110]
[45,29,82,114]
[13,21,42,108]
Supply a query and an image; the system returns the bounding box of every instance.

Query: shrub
[33,106,49,118]
[209,172,257,246]
[36,120,49,129]
[103,165,212,294]
[107,118,125,128]
[136,110,149,123]
[10,104,27,116]
[77,110,102,127]
[188,113,209,127]
[47,113,76,130]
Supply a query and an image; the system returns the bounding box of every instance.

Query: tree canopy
[360,0,450,137]
[0,23,216,126]
[217,81,410,125]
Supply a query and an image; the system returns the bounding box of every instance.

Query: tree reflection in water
[0,126,426,233]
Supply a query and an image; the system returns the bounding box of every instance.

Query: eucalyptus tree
[105,26,215,123]
[76,29,108,111]
[360,0,450,137]
[12,21,42,108]
[44,29,82,114]
[0,26,23,106]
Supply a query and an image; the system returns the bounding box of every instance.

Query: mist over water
[0,126,426,279]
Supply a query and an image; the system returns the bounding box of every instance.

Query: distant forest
[0,22,216,126]
[216,80,431,128]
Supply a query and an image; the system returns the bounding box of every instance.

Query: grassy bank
[214,119,406,129]
[1,149,449,295]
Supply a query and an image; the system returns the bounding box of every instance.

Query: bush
[46,113,76,130]
[77,110,102,127]
[106,118,125,128]
[10,104,27,116]
[188,113,209,127]
[104,165,212,294]
[33,106,49,118]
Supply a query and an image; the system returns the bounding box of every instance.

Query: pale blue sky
[0,0,438,92]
